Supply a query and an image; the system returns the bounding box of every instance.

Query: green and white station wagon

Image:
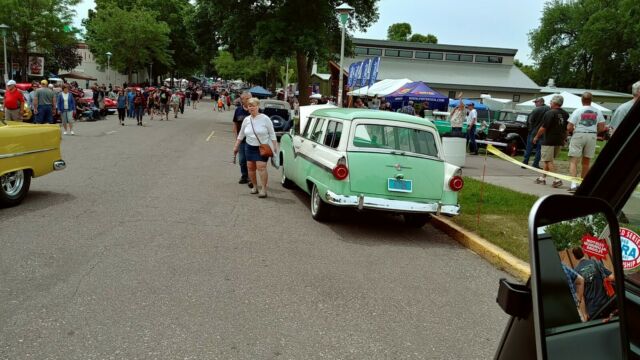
[279,105,464,227]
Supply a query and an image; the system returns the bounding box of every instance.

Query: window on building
[384,49,399,57]
[513,94,521,102]
[475,55,503,64]
[415,51,429,59]
[446,53,473,62]
[448,91,457,99]
[368,48,382,56]
[429,52,443,60]
[398,50,413,58]
[460,54,473,62]
[355,47,367,56]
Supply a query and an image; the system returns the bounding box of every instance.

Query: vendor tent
[249,85,272,98]
[386,81,449,111]
[347,78,412,97]
[516,91,612,115]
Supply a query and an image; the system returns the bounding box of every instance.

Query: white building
[71,43,144,88]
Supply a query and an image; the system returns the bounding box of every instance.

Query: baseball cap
[40,79,48,85]
[7,80,16,86]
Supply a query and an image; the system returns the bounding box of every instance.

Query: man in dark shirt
[533,95,569,187]
[522,97,550,169]
[233,91,252,184]
[572,247,614,320]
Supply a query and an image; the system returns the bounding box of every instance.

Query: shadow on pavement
[0,191,76,221]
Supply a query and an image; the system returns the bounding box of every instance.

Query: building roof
[345,57,540,93]
[312,73,331,81]
[311,107,436,129]
[539,86,633,99]
[353,38,518,56]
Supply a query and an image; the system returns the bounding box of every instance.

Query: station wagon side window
[309,118,326,143]
[323,121,343,149]
[352,124,439,157]
[302,117,315,138]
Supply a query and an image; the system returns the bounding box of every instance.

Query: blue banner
[368,57,381,87]
[359,58,371,87]
[354,61,365,88]
[347,62,359,88]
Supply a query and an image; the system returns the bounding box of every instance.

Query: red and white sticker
[620,228,640,270]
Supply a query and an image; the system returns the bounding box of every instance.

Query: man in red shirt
[4,80,25,121]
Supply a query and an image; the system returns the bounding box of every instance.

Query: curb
[432,215,530,282]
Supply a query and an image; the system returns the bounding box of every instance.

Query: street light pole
[0,24,9,85]
[105,51,112,84]
[284,57,290,101]
[336,3,354,108]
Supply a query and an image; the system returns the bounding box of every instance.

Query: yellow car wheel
[0,169,31,207]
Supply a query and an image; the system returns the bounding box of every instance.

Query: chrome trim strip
[325,190,460,215]
[0,148,58,159]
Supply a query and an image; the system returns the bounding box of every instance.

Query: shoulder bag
[249,116,273,158]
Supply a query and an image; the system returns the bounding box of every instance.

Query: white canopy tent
[347,78,412,97]
[516,91,612,116]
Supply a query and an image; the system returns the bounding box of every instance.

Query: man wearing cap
[32,79,56,124]
[522,97,550,169]
[4,80,25,121]
[466,102,478,155]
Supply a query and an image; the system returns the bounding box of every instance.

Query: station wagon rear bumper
[325,190,460,216]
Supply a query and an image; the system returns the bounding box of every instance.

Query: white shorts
[568,133,597,158]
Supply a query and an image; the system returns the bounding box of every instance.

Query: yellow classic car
[0,120,66,207]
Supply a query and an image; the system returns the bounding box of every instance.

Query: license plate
[388,178,413,193]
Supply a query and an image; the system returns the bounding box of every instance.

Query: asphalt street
[1,101,510,359]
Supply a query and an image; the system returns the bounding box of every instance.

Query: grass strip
[451,177,538,262]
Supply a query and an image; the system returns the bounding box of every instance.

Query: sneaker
[238,177,249,184]
[63,131,68,135]
[569,185,578,193]
[248,182,254,189]
[250,188,258,194]
[70,131,75,135]
[535,177,546,185]
[258,190,267,198]
[552,180,563,188]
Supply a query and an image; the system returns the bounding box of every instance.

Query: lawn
[451,177,538,261]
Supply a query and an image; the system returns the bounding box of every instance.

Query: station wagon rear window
[352,124,438,157]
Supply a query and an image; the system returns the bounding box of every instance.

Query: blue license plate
[388,178,413,193]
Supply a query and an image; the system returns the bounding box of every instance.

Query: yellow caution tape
[485,144,583,184]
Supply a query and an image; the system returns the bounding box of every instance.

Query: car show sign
[27,56,44,77]
[581,234,609,260]
[620,228,640,270]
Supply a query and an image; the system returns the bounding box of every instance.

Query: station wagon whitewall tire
[311,183,330,221]
[280,162,295,189]
[0,170,31,207]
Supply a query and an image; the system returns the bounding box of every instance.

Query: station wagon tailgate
[347,121,444,200]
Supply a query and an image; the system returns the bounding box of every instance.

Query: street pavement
[1,102,510,359]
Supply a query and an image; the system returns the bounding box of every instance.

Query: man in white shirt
[609,80,640,135]
[567,92,606,192]
[466,102,478,155]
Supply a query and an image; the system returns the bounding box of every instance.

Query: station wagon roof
[310,108,437,129]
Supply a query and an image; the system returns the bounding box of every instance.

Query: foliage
[514,59,542,85]
[529,0,640,92]
[45,44,83,74]
[546,213,608,251]
[0,0,80,80]
[84,5,172,82]
[409,33,437,44]
[387,22,412,41]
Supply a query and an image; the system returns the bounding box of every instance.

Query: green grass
[452,177,538,261]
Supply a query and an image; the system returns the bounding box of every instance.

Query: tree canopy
[529,0,640,92]
[387,22,437,44]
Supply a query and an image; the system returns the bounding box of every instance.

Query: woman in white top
[233,97,277,198]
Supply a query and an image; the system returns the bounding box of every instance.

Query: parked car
[426,111,468,136]
[495,101,640,359]
[0,89,33,122]
[82,89,117,115]
[0,121,66,207]
[486,110,530,156]
[259,99,294,138]
[279,106,464,227]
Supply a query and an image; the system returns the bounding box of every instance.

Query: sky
[72,0,548,65]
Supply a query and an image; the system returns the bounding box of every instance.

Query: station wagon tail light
[332,157,349,180]
[449,176,464,192]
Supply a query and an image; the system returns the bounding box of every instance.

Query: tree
[84,5,172,83]
[0,0,81,81]
[547,213,608,251]
[45,44,83,75]
[409,33,437,44]
[514,59,541,86]
[529,0,640,92]
[387,22,411,41]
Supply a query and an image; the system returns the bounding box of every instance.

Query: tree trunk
[296,51,310,106]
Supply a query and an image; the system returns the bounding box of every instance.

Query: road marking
[106,131,117,135]
[206,131,215,142]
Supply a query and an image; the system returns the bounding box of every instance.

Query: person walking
[170,91,181,118]
[572,247,615,320]
[159,88,170,120]
[56,84,76,135]
[232,92,252,185]
[32,80,56,124]
[116,89,127,126]
[466,102,478,154]
[449,101,466,137]
[3,80,25,121]
[133,89,146,126]
[522,97,550,169]
[566,92,606,192]
[532,95,569,188]
[127,88,136,118]
[178,90,186,114]
[233,97,277,198]
[146,90,156,121]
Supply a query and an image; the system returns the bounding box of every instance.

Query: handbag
[249,117,273,158]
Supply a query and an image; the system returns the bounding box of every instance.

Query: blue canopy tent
[249,86,272,99]
[385,81,449,111]
[448,99,488,110]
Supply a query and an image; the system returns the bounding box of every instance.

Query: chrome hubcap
[1,170,24,197]
[281,168,286,184]
[311,186,319,215]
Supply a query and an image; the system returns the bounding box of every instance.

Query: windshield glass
[618,188,640,287]
[352,124,438,157]
[499,112,528,123]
